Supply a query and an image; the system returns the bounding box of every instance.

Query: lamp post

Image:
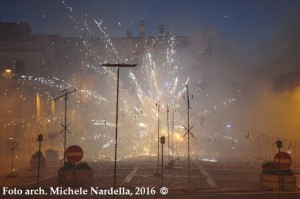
[171,108,176,163]
[167,104,170,163]
[100,63,136,189]
[7,138,17,178]
[10,138,15,177]
[155,102,161,176]
[161,136,165,187]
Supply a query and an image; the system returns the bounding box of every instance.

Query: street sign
[276,140,283,148]
[161,136,165,144]
[65,145,83,164]
[38,134,43,142]
[274,152,292,170]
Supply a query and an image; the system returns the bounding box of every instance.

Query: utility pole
[54,88,76,166]
[171,108,175,164]
[100,63,136,189]
[183,84,194,191]
[294,140,297,171]
[167,104,170,163]
[155,102,161,176]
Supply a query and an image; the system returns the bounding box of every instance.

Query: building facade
[0,21,213,159]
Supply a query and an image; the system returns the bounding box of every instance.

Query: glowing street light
[2,68,13,78]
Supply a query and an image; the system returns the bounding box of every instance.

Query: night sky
[1,0,300,161]
[0,0,299,40]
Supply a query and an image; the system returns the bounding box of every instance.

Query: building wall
[0,21,213,155]
[0,22,54,144]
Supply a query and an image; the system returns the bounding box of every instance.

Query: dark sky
[0,0,299,42]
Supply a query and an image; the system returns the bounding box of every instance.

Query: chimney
[139,21,145,36]
[159,24,165,35]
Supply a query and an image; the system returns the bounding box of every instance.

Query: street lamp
[166,104,170,163]
[100,63,136,189]
[2,68,12,78]
[171,107,176,164]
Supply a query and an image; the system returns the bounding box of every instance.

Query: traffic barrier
[58,168,93,186]
[260,174,297,191]
[296,174,300,191]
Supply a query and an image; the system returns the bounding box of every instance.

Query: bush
[262,161,293,175]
